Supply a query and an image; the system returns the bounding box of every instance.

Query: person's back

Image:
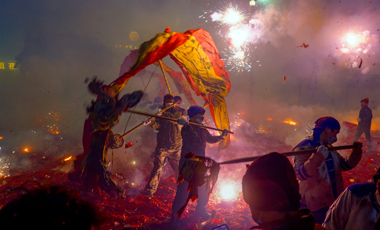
[323,183,378,230]
[323,167,380,230]
[359,103,372,127]
[242,152,328,230]
[0,185,104,230]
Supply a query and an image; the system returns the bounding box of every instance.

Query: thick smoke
[1,0,380,189]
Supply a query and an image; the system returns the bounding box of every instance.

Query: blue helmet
[187,105,205,118]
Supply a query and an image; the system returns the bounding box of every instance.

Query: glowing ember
[257,126,271,133]
[267,118,273,121]
[220,184,236,200]
[63,156,72,161]
[45,124,60,135]
[23,148,29,153]
[125,141,133,148]
[283,119,297,126]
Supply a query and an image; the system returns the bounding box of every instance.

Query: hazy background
[1,0,379,180]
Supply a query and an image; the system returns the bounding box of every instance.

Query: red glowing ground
[0,122,379,230]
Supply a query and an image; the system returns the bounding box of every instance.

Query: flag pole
[219,143,362,165]
[125,110,234,134]
[158,60,172,95]
[118,100,180,139]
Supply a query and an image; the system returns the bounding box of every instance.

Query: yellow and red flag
[170,29,231,148]
[110,31,188,95]
[159,62,198,106]
[113,28,231,148]
[118,49,197,104]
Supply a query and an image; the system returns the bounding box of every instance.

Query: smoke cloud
[1,0,379,186]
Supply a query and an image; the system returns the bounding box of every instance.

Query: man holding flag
[143,94,187,197]
[171,105,228,223]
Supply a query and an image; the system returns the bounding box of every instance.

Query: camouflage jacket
[150,106,186,150]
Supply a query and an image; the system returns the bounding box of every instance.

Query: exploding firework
[336,30,376,73]
[211,4,246,26]
[223,47,252,72]
[206,3,263,72]
[228,26,250,48]
[227,19,261,49]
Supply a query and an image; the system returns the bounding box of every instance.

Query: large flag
[158,62,198,106]
[112,28,231,148]
[119,49,197,105]
[170,29,231,148]
[110,31,188,95]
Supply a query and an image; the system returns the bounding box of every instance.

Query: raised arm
[293,145,329,181]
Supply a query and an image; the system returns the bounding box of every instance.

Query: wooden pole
[158,60,172,95]
[118,100,180,139]
[219,143,362,165]
[125,110,234,134]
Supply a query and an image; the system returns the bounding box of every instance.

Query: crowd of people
[0,96,377,230]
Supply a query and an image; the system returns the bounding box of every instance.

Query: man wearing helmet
[171,105,228,222]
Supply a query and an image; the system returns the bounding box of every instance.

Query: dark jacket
[180,123,223,162]
[359,106,372,127]
[150,106,185,150]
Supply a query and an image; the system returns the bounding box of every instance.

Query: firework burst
[336,30,377,73]
[210,4,247,26]
[223,47,252,72]
[206,3,262,72]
